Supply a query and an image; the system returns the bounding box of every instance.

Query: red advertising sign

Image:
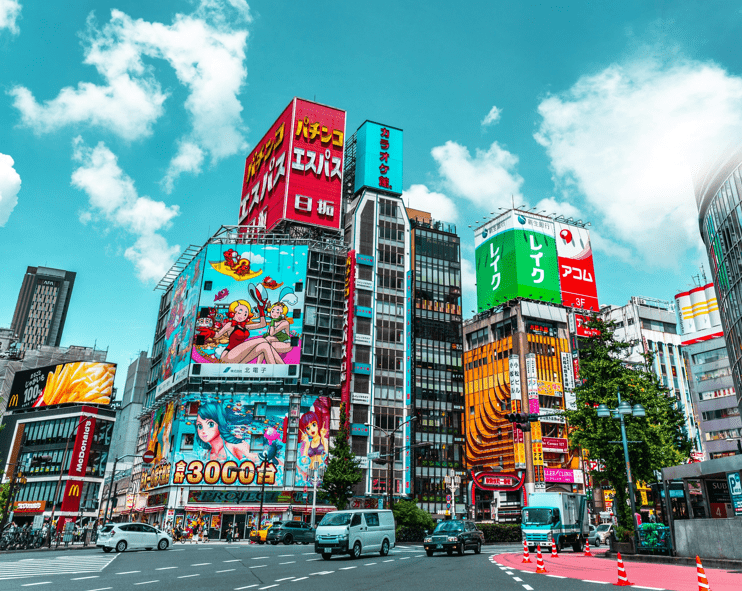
[555,223,600,312]
[68,413,97,478]
[471,470,525,491]
[575,313,600,337]
[340,251,356,418]
[60,479,84,514]
[542,437,568,453]
[238,98,346,232]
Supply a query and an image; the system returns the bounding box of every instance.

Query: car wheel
[322,552,332,560]
[283,535,293,545]
[380,539,389,556]
[351,541,362,559]
[457,543,464,556]
[115,540,127,553]
[103,547,112,553]
[572,538,583,553]
[593,538,600,548]
[426,549,434,557]
[475,541,482,554]
[158,539,168,550]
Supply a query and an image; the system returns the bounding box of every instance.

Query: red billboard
[340,251,356,420]
[238,98,346,232]
[555,222,599,311]
[59,409,99,522]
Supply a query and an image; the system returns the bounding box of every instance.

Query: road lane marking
[259,586,279,590]
[116,571,141,575]
[306,558,320,561]
[71,576,100,580]
[383,559,394,562]
[235,586,258,590]
[217,569,236,573]
[252,556,268,560]
[20,584,51,588]
[415,555,424,557]
[302,552,314,555]
[364,562,377,566]
[634,587,665,590]
[191,563,212,566]
[276,577,295,581]
[250,565,267,569]
[134,582,159,586]
[581,581,610,585]
[505,571,513,574]
[157,567,178,570]
[339,566,357,570]
[400,557,410,560]
[223,560,241,562]
[280,561,296,564]
[546,575,566,579]
[278,554,295,557]
[178,574,200,578]
[292,577,308,582]
[513,577,522,582]
[499,566,508,570]
[85,588,112,591]
[198,548,214,550]
[523,586,533,591]
[309,571,333,575]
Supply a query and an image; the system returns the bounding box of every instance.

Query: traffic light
[505,413,539,433]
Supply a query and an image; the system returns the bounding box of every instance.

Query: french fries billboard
[8,362,116,410]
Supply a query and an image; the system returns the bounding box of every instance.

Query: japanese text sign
[554,222,600,311]
[353,121,403,195]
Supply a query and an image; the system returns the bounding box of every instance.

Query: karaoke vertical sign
[509,355,526,469]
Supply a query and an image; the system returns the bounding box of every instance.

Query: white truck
[521,492,588,553]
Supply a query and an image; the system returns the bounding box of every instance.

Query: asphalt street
[0,542,639,591]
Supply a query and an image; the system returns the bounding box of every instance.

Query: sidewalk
[493,550,741,591]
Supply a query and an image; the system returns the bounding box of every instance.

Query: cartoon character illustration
[212,300,285,364]
[194,403,252,461]
[262,276,283,290]
[214,288,229,302]
[298,399,330,471]
[259,427,283,467]
[165,275,188,339]
[209,249,263,281]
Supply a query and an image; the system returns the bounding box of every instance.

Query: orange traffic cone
[551,539,558,557]
[522,540,531,563]
[584,538,594,557]
[696,556,711,591]
[535,544,548,573]
[614,552,633,586]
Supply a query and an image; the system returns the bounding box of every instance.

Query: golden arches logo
[68,484,80,497]
[9,394,18,407]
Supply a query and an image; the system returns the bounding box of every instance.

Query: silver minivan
[314,509,395,559]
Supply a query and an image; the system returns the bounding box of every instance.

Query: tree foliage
[392,500,434,530]
[563,317,690,529]
[320,402,363,511]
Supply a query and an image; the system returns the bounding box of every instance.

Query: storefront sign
[13,500,46,513]
[542,437,568,453]
[545,468,584,484]
[140,461,172,492]
[471,470,524,491]
[188,489,331,505]
[147,492,169,507]
[726,471,742,516]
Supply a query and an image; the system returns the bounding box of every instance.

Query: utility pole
[444,469,461,519]
[310,466,326,527]
[256,460,269,530]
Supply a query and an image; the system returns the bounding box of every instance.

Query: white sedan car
[96,522,171,553]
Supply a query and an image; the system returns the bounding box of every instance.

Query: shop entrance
[220,513,247,541]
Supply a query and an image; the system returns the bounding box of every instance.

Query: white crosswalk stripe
[0,554,118,581]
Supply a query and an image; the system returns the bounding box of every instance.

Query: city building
[675,283,740,459]
[463,209,597,521]
[0,357,117,529]
[0,327,14,353]
[695,144,742,419]
[600,296,701,451]
[10,266,76,352]
[408,209,465,518]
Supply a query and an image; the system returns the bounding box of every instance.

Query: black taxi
[423,520,484,556]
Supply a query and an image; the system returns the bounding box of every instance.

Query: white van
[314,509,395,559]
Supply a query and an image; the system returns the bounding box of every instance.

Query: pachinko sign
[238,98,346,231]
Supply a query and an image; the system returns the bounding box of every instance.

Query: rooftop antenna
[700,264,707,283]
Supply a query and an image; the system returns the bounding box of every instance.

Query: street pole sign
[368,451,380,460]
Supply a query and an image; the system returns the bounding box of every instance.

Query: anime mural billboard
[171,393,332,488]
[146,401,177,465]
[162,250,205,383]
[191,244,306,378]
[294,396,331,488]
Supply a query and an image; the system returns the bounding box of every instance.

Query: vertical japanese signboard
[525,353,539,415]
[60,409,99,527]
[474,211,561,311]
[727,471,742,516]
[353,121,403,195]
[554,222,599,311]
[509,355,526,469]
[340,251,356,415]
[561,351,576,410]
[239,98,346,231]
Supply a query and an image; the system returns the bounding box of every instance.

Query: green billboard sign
[474,212,562,311]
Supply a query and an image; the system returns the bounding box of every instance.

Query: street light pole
[310,465,326,527]
[104,454,138,523]
[366,416,416,510]
[617,390,640,534]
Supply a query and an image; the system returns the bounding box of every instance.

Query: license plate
[435,544,443,549]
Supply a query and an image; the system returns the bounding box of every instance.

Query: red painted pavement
[493,551,742,591]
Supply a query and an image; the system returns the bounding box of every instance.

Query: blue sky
[2,1,742,394]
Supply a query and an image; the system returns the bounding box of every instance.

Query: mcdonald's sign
[9,393,19,408]
[60,479,84,513]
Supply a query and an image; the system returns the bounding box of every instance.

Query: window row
[692,348,729,366]
[699,387,736,401]
[22,418,114,447]
[701,406,740,421]
[704,427,741,441]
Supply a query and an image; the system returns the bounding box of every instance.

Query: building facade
[601,296,700,451]
[676,283,740,458]
[10,266,76,352]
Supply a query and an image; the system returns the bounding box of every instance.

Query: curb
[599,551,742,571]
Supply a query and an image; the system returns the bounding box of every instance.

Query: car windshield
[597,524,611,532]
[522,508,553,525]
[319,513,352,526]
[432,521,464,533]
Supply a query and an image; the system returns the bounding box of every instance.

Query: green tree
[392,499,434,530]
[564,317,690,530]
[0,471,9,523]
[320,402,363,511]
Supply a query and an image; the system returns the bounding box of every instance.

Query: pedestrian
[234,525,240,543]
[226,524,233,544]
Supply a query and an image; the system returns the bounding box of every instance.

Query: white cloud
[533,196,581,219]
[10,0,250,189]
[0,153,21,226]
[481,105,502,127]
[0,0,21,35]
[402,184,459,223]
[535,55,742,268]
[460,257,476,292]
[431,140,524,209]
[243,252,264,264]
[162,141,204,193]
[71,138,180,282]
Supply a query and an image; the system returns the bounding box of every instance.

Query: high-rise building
[10,266,76,352]
[600,296,700,451]
[408,209,465,518]
[695,145,742,419]
[108,352,151,469]
[675,283,740,458]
